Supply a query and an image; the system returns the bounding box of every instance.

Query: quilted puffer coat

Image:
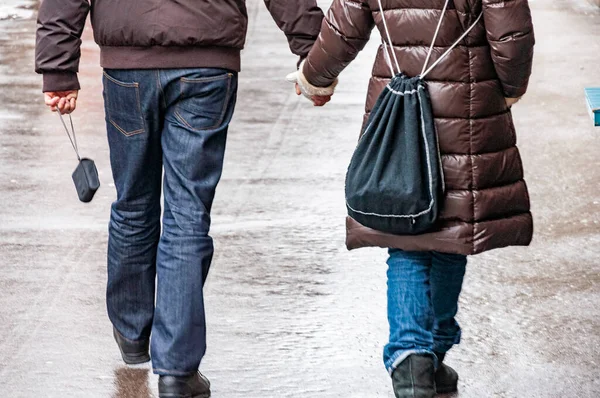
[303,0,535,255]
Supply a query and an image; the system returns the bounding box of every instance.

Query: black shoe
[113,327,150,365]
[159,372,211,398]
[434,351,459,394]
[391,355,436,398]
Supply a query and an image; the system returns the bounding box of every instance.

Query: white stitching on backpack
[345,89,436,219]
[385,85,425,96]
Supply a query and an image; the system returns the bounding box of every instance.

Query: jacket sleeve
[482,0,535,98]
[35,0,90,92]
[302,0,375,88]
[263,0,324,59]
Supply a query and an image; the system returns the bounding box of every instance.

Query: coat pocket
[102,71,145,137]
[174,72,233,132]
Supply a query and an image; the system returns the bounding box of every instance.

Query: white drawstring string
[377,0,484,80]
[377,0,401,76]
[382,41,397,77]
[421,0,451,76]
[420,11,483,79]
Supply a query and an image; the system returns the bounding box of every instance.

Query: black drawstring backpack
[345,0,482,235]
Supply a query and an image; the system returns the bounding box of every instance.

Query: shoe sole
[158,394,210,398]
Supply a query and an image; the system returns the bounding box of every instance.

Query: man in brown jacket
[35,1,323,396]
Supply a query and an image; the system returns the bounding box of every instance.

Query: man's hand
[44,90,79,114]
[505,97,521,108]
[295,83,331,107]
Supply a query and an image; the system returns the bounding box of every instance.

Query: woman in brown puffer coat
[288,0,534,396]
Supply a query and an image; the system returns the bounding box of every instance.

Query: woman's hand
[294,83,331,107]
[286,61,337,107]
[44,90,79,114]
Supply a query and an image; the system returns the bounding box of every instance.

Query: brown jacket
[35,0,323,92]
[304,0,535,255]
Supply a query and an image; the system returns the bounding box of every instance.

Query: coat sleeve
[35,0,90,92]
[302,0,375,87]
[263,0,324,59]
[482,0,535,98]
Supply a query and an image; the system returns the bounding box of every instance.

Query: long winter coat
[303,0,535,255]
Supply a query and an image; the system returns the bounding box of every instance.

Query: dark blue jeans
[103,68,238,376]
[384,249,467,374]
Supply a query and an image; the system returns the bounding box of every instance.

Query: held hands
[293,81,331,106]
[44,90,79,114]
[286,61,337,107]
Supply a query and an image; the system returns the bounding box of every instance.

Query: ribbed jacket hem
[100,46,241,72]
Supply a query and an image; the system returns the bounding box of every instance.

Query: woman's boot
[434,352,459,394]
[391,355,435,398]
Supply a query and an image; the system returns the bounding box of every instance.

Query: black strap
[57,111,80,161]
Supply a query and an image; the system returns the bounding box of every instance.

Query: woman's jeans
[103,68,238,376]
[384,249,467,374]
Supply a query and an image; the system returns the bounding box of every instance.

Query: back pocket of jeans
[102,71,145,137]
[175,72,233,132]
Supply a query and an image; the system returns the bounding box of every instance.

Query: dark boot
[158,372,211,398]
[113,327,150,365]
[434,352,459,394]
[391,355,435,398]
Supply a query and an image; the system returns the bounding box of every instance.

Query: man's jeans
[102,68,238,376]
[384,249,467,374]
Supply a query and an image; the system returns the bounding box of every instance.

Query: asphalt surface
[0,0,599,397]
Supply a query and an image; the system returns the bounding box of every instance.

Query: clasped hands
[286,61,336,107]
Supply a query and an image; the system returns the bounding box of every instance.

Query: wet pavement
[0,0,599,397]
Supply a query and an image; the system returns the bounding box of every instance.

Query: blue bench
[585,88,600,127]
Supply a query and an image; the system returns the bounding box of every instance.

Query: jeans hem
[432,332,462,354]
[385,348,435,376]
[153,367,198,377]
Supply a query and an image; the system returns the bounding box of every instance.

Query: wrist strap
[57,111,80,161]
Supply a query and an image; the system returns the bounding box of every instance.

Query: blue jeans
[103,68,238,376]
[384,249,467,374]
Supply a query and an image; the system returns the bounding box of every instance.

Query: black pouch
[72,158,100,203]
[58,112,100,203]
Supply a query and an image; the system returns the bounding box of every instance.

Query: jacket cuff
[42,71,80,92]
[298,60,337,97]
[502,83,528,99]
